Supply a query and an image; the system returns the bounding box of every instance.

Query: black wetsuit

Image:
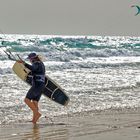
[24,61,45,101]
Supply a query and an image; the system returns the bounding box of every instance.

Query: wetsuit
[24,61,45,101]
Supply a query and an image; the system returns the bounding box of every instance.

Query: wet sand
[0,108,140,140]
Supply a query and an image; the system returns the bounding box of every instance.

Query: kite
[131,5,140,16]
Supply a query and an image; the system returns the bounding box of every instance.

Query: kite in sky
[131,5,140,16]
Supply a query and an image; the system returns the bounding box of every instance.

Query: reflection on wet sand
[22,124,41,140]
[0,122,69,140]
[22,123,68,140]
[1,110,140,140]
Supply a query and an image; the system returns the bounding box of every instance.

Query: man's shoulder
[34,61,44,65]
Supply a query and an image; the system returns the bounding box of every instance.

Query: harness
[34,74,45,82]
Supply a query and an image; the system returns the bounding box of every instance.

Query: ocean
[0,34,140,124]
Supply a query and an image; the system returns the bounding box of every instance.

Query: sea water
[0,34,140,124]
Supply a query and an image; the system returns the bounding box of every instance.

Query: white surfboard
[12,61,69,106]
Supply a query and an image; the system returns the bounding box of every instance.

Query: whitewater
[0,34,140,124]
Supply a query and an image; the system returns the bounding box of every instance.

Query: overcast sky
[0,0,140,36]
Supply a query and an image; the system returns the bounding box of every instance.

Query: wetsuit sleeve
[24,62,38,71]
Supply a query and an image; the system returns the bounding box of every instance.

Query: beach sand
[0,108,140,140]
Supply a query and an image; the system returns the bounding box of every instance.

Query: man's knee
[24,98,30,104]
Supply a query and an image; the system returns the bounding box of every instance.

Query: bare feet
[32,112,42,124]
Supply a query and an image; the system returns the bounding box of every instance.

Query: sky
[0,0,140,36]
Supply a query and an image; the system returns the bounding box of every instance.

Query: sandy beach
[0,108,140,140]
[1,35,140,140]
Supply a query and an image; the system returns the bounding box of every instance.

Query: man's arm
[17,60,39,71]
[24,62,38,71]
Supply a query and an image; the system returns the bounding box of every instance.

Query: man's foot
[33,112,41,124]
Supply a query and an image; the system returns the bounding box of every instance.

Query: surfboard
[12,61,69,106]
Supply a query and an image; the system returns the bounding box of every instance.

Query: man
[19,53,45,124]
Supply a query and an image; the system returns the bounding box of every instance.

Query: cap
[27,53,38,60]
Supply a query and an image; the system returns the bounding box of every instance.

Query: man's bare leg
[24,98,39,123]
[32,100,42,123]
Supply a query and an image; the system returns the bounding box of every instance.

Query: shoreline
[0,108,140,140]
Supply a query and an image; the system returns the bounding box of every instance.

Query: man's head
[27,53,39,63]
